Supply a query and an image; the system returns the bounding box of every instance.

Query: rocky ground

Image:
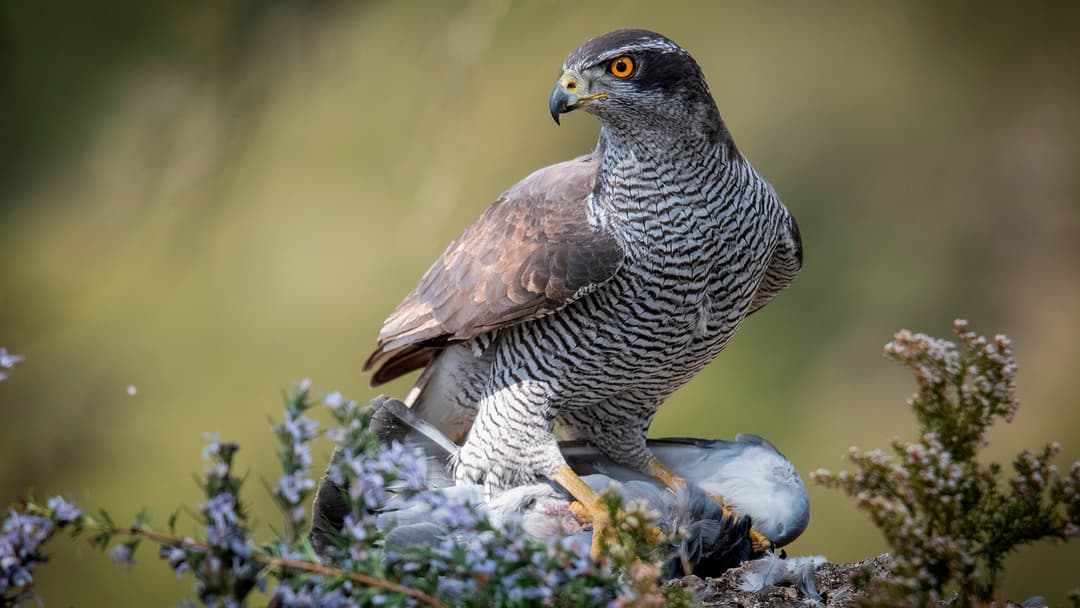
[670,554,1050,607]
[671,554,894,607]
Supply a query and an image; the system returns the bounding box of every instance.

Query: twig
[111,526,447,608]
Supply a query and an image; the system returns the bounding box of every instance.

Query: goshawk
[363,29,802,554]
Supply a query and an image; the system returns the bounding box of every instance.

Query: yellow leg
[647,458,773,554]
[551,466,614,559]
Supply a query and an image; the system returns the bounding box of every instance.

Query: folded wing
[364,151,624,386]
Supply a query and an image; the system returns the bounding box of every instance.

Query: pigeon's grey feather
[371,396,809,547]
[383,522,445,554]
[562,433,809,546]
[737,552,827,600]
[313,397,810,577]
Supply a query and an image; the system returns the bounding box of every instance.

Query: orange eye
[608,56,635,78]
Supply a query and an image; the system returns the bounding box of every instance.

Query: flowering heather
[1,497,83,605]
[45,497,82,524]
[1,510,52,601]
[270,381,321,539]
[1,379,690,607]
[0,348,24,382]
[108,543,136,566]
[814,320,1080,606]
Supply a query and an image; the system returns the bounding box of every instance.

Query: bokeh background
[3,1,1079,604]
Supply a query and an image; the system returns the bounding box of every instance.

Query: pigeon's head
[550,30,721,137]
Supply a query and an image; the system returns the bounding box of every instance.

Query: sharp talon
[704,493,772,553]
[749,528,773,553]
[552,467,615,559]
[570,500,613,559]
[569,501,590,524]
[553,466,667,559]
[705,492,772,553]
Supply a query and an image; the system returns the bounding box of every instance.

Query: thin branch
[111,526,447,608]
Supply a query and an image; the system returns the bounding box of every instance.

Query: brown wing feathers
[363,153,623,386]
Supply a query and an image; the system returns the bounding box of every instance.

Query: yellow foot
[569,499,613,559]
[568,499,662,559]
[553,465,666,559]
[647,458,772,554]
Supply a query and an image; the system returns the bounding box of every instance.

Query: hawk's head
[549,30,720,137]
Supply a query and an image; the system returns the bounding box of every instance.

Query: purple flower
[0,348,24,382]
[202,434,222,461]
[46,496,83,523]
[272,582,354,608]
[0,348,24,369]
[472,558,498,577]
[292,443,313,470]
[355,472,389,508]
[205,494,238,528]
[1,510,53,595]
[283,414,319,444]
[437,578,468,597]
[342,513,368,543]
[336,448,411,511]
[159,545,190,577]
[325,463,346,487]
[2,511,51,548]
[277,472,315,506]
[425,495,480,530]
[202,494,251,558]
[379,442,427,490]
[108,544,136,566]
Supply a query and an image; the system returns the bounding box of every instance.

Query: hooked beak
[549,70,608,125]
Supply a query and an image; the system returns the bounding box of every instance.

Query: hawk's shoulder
[364,151,624,386]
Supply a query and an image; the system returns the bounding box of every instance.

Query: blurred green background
[2,1,1079,604]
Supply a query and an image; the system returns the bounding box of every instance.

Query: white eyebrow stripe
[595,39,683,61]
